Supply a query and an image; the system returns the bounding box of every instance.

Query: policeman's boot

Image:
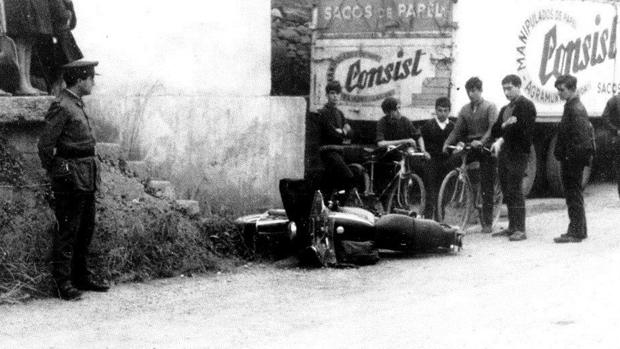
[72,262,110,292]
[72,274,110,292]
[57,281,82,301]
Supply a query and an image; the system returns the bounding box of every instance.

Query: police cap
[61,60,99,76]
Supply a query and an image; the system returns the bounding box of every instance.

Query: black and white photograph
[1,0,620,347]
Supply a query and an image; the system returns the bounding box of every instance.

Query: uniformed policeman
[38,60,109,300]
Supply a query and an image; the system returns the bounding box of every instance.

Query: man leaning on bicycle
[375,97,430,186]
[442,77,499,234]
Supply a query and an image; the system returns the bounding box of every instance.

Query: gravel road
[1,183,619,349]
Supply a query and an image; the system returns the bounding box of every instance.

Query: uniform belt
[57,149,95,159]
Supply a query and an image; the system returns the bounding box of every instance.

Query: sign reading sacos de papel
[326,48,426,103]
[516,8,618,104]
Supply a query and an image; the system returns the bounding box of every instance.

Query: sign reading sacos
[516,8,618,104]
[317,0,452,34]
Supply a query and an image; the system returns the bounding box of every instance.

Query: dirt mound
[0,138,252,304]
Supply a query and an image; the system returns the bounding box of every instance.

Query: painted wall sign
[327,49,426,103]
[311,38,450,119]
[515,7,618,105]
[317,0,453,35]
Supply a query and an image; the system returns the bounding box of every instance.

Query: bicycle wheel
[438,170,473,230]
[491,173,503,225]
[469,170,503,227]
[385,173,426,216]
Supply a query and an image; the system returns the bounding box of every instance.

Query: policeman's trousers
[52,191,96,284]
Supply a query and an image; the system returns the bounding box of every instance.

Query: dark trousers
[451,149,496,227]
[423,155,459,219]
[560,161,587,239]
[320,149,355,193]
[52,191,96,284]
[498,150,528,232]
[614,137,620,199]
[320,147,367,196]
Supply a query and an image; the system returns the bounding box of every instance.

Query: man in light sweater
[442,77,499,234]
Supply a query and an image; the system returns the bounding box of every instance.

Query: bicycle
[437,144,503,232]
[359,143,427,217]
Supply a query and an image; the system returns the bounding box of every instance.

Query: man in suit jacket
[421,97,455,219]
[490,75,536,241]
[552,74,594,243]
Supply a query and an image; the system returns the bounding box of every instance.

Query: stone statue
[2,0,81,96]
[0,0,19,96]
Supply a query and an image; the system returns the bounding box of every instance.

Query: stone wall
[271,0,315,96]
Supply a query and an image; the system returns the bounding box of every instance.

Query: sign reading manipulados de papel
[515,4,619,108]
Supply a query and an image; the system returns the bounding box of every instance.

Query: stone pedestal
[0,97,53,180]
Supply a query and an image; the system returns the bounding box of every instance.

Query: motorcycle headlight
[336,226,345,234]
[287,222,297,240]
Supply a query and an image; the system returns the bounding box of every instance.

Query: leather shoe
[508,231,527,241]
[58,282,82,300]
[554,235,583,243]
[74,279,110,292]
[560,233,587,240]
[481,226,493,234]
[492,228,513,237]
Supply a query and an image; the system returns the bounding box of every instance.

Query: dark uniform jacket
[491,95,537,154]
[554,96,595,165]
[38,89,100,192]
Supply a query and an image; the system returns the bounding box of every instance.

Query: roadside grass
[0,188,255,304]
[0,138,254,304]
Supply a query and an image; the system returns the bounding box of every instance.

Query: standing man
[601,92,620,199]
[38,60,109,300]
[490,75,536,241]
[317,80,361,196]
[421,97,455,219]
[442,77,499,234]
[553,74,594,243]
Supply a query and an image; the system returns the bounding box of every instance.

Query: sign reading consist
[515,7,618,104]
[328,48,426,103]
[311,39,449,118]
[317,0,452,34]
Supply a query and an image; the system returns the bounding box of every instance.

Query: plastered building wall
[69,0,305,212]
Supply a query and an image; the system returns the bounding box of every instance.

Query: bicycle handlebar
[447,143,491,153]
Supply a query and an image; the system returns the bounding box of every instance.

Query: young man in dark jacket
[601,93,620,199]
[490,75,536,241]
[553,74,594,243]
[317,80,361,196]
[421,97,455,219]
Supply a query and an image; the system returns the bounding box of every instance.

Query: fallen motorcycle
[235,179,463,267]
